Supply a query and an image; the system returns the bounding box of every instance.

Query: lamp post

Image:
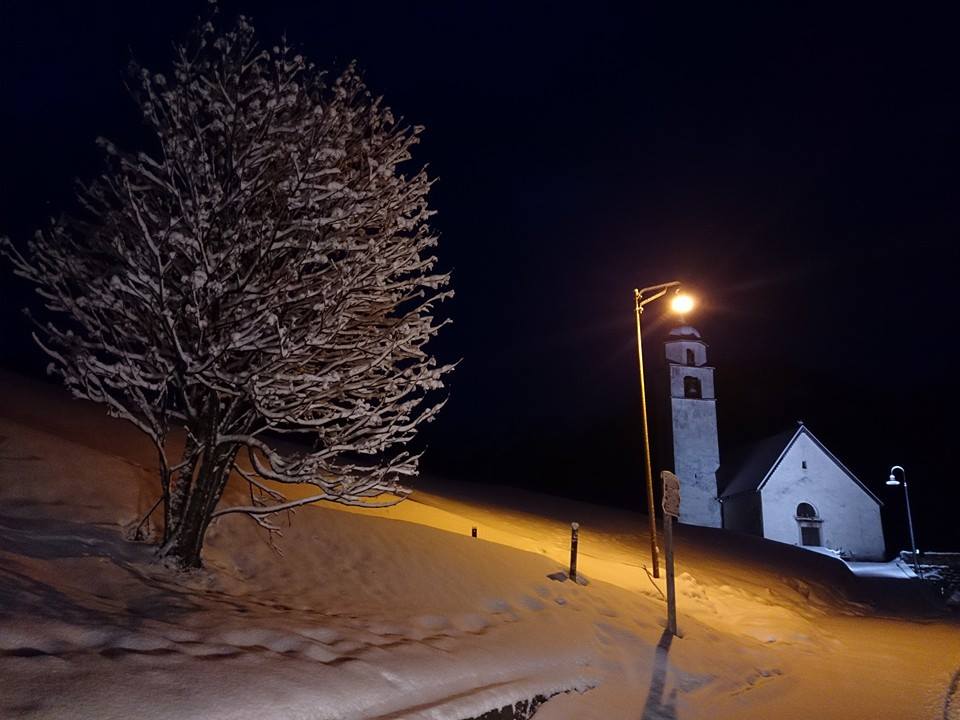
[634,281,695,578]
[887,465,922,579]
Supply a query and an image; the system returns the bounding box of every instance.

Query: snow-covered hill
[0,372,957,719]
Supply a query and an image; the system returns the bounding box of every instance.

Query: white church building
[664,325,886,560]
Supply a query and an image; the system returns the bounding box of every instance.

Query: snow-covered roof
[667,325,701,339]
[718,423,882,505]
[718,428,798,498]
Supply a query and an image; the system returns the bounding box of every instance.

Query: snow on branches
[1,15,453,567]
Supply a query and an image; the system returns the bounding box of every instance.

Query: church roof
[718,424,882,505]
[718,428,798,497]
[667,325,702,339]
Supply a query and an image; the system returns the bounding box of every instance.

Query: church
[664,325,886,561]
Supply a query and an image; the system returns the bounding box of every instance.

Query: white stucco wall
[671,395,721,528]
[666,331,721,528]
[665,339,707,367]
[759,432,885,560]
[668,364,715,400]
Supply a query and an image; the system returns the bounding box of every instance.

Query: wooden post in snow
[664,512,677,636]
[569,522,580,581]
[660,470,681,637]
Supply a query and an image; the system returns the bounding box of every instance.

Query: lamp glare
[671,294,695,315]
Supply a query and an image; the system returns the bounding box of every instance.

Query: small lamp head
[886,474,900,486]
[670,293,695,315]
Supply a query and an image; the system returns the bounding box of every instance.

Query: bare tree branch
[0,14,452,568]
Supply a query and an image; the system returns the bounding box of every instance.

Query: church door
[800,525,821,546]
[795,502,823,546]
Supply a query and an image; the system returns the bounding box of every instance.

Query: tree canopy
[2,14,453,567]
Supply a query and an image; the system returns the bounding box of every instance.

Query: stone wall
[901,551,960,601]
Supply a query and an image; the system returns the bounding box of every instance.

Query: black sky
[1,2,958,551]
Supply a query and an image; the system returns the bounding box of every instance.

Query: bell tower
[665,326,721,528]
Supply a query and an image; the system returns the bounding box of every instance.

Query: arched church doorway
[795,502,822,546]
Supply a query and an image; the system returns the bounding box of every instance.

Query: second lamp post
[887,465,922,579]
[634,281,696,578]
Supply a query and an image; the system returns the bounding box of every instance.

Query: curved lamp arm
[635,281,681,310]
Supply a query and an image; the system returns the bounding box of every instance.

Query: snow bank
[0,371,958,719]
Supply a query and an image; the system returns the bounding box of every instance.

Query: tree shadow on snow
[641,629,677,720]
[0,512,146,563]
[0,513,202,627]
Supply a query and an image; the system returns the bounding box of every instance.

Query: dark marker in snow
[569,522,580,582]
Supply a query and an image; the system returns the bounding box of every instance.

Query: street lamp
[670,293,695,315]
[887,465,922,579]
[634,281,696,578]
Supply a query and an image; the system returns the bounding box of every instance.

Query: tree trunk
[164,434,198,544]
[159,446,235,568]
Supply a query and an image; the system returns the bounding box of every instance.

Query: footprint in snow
[730,668,784,696]
[301,643,341,663]
[178,642,241,658]
[519,595,546,611]
[452,613,489,633]
[413,614,449,632]
[481,598,513,614]
[296,626,342,644]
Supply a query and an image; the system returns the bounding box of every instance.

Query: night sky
[2,2,958,551]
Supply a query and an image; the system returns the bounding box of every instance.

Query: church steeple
[665,325,721,528]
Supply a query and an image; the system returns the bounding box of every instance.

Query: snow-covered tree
[1,15,453,568]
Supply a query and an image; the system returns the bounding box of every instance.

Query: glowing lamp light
[670,293,695,315]
[887,474,900,486]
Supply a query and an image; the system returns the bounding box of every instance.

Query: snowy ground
[846,558,918,579]
[0,372,958,719]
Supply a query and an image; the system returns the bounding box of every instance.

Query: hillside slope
[0,372,957,719]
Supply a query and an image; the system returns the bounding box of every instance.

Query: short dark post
[569,522,580,581]
[471,526,477,538]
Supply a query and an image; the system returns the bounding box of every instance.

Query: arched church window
[685,348,695,366]
[795,503,822,546]
[683,376,702,399]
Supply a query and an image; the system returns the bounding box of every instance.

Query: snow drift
[0,371,957,719]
